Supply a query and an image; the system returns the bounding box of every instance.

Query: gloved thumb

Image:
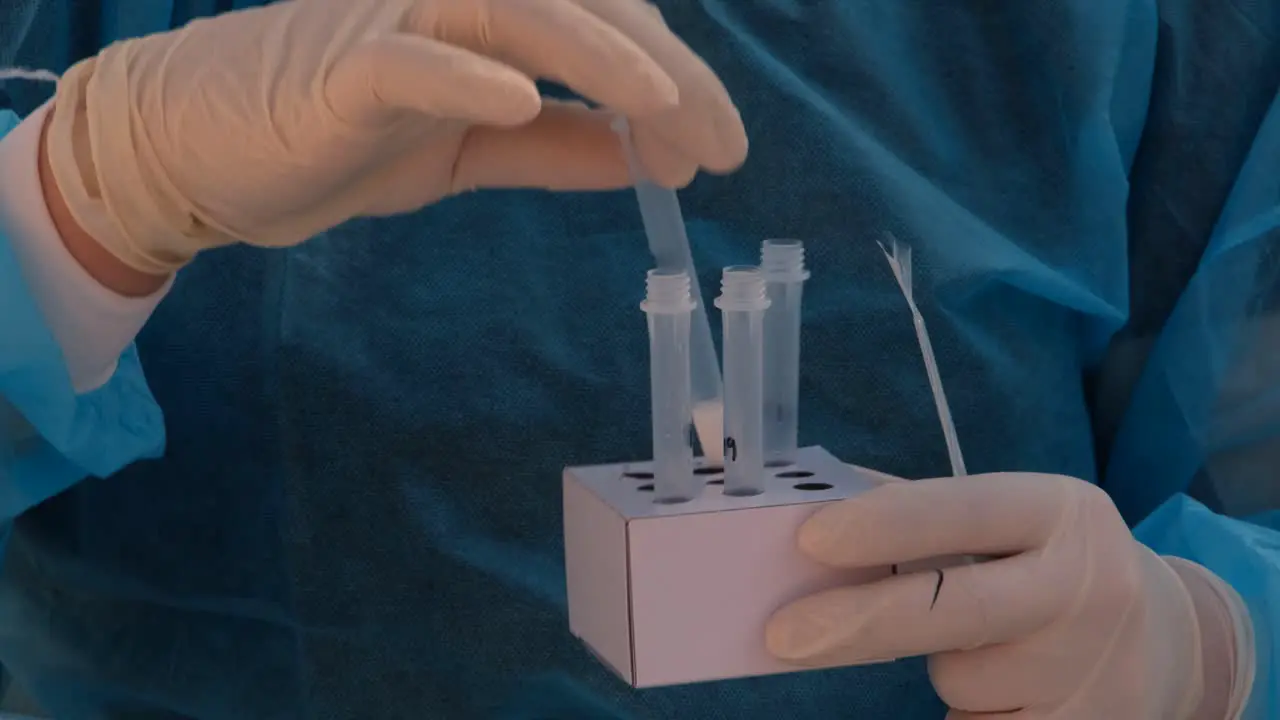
[325,34,543,128]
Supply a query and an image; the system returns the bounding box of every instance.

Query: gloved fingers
[452,99,696,192]
[946,711,1038,720]
[408,0,679,118]
[928,645,1048,713]
[627,123,700,188]
[796,473,1075,568]
[849,465,909,486]
[571,0,748,174]
[638,0,665,22]
[765,552,1066,667]
[326,33,542,127]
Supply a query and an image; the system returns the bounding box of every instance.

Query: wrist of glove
[43,0,748,276]
[1167,557,1256,719]
[46,54,219,276]
[765,473,1256,719]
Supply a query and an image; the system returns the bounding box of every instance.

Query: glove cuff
[46,48,232,276]
[1164,556,1256,720]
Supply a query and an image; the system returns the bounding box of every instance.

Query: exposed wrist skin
[38,103,169,298]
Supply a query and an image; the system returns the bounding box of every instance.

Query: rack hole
[776,470,814,479]
[624,471,654,479]
[794,482,833,491]
[706,478,724,485]
[655,496,689,505]
[636,483,654,492]
[765,460,792,468]
[694,466,723,475]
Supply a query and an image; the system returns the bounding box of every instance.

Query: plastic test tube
[760,240,810,466]
[611,117,726,463]
[715,266,771,496]
[641,268,700,503]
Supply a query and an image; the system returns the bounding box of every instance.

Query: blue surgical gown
[1,0,1278,717]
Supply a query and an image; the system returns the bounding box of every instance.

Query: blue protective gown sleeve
[0,108,166,525]
[1108,21,1280,710]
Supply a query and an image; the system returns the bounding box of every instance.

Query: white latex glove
[765,473,1256,719]
[45,0,747,275]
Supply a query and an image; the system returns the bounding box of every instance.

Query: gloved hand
[44,0,747,276]
[765,473,1256,719]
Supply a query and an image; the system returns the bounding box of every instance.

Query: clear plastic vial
[641,269,699,503]
[715,266,771,497]
[760,240,810,466]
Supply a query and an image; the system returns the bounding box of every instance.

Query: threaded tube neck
[641,268,695,314]
[714,266,770,311]
[760,239,810,281]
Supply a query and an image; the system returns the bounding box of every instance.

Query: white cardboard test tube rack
[562,446,898,688]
